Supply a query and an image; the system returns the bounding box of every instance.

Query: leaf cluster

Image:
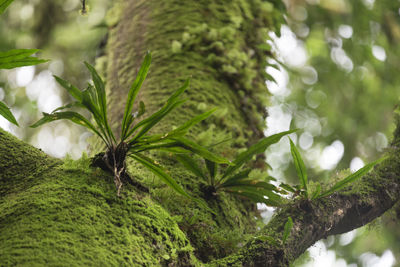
[285,138,384,199]
[31,52,228,201]
[0,1,49,126]
[176,130,296,206]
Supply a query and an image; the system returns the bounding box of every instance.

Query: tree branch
[213,119,400,266]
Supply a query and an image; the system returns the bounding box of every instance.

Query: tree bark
[0,0,399,266]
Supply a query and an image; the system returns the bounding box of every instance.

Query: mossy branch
[211,121,400,266]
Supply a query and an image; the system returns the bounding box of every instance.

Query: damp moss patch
[0,153,194,266]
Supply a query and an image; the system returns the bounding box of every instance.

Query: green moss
[0,131,197,266]
[125,152,259,261]
[165,0,285,144]
[104,1,124,27]
[0,130,60,197]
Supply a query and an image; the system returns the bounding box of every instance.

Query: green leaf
[51,102,83,113]
[318,158,385,198]
[152,147,189,153]
[289,138,308,197]
[206,137,232,149]
[311,183,321,200]
[138,101,146,117]
[223,185,272,196]
[0,49,48,69]
[53,75,82,102]
[279,183,297,193]
[80,84,111,145]
[84,62,106,111]
[226,182,282,203]
[256,43,272,51]
[220,169,252,187]
[129,100,186,142]
[81,84,101,118]
[0,101,18,126]
[222,129,296,180]
[165,78,190,104]
[30,111,106,144]
[121,52,151,140]
[84,62,115,143]
[229,190,281,206]
[129,153,191,199]
[205,159,217,186]
[133,153,214,214]
[167,108,217,138]
[130,139,189,153]
[0,0,13,14]
[175,154,207,180]
[173,137,230,164]
[282,217,293,243]
[126,79,190,142]
[243,180,278,191]
[131,140,182,153]
[205,159,217,180]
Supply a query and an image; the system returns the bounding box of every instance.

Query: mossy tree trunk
[1,0,400,266]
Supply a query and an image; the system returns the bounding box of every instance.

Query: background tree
[0,0,399,266]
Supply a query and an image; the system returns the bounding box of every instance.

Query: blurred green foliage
[282,0,400,265]
[0,0,108,156]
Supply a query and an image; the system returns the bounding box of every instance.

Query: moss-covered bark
[0,129,196,266]
[1,0,399,266]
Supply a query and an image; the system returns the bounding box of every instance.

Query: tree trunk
[1,1,399,266]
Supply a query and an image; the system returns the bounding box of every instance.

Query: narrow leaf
[126,79,190,141]
[0,49,38,62]
[84,62,115,143]
[53,75,82,102]
[205,159,217,179]
[175,154,207,180]
[173,137,230,164]
[167,108,217,138]
[205,159,217,186]
[0,0,13,14]
[0,49,48,69]
[121,52,151,140]
[84,62,106,111]
[318,158,385,198]
[80,85,111,144]
[129,100,186,142]
[166,78,190,104]
[207,137,232,149]
[81,85,100,118]
[229,190,281,206]
[138,101,146,117]
[282,217,293,243]
[311,183,321,199]
[227,185,282,203]
[51,102,83,113]
[30,111,106,144]
[131,140,181,153]
[289,138,308,197]
[233,180,277,191]
[223,185,272,196]
[0,101,18,126]
[220,169,252,187]
[279,183,297,193]
[222,129,296,180]
[130,153,191,199]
